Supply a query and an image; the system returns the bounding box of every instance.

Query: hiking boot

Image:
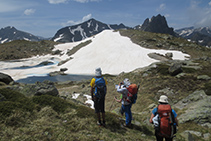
[97,121,102,127]
[102,121,106,127]
[123,123,132,128]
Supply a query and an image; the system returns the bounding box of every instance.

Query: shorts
[94,97,105,113]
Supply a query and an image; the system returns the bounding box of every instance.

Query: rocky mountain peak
[136,14,176,36]
[0,26,42,44]
[51,18,129,43]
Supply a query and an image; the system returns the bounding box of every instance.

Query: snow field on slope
[60,30,189,75]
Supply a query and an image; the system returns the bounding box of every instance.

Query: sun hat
[95,67,102,77]
[123,78,131,87]
[158,95,169,104]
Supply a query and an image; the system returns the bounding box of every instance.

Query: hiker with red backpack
[114,78,138,127]
[90,68,107,127]
[149,95,178,141]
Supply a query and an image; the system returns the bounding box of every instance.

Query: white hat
[95,67,102,77]
[123,78,131,87]
[158,95,168,104]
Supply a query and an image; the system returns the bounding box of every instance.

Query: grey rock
[157,87,174,96]
[174,90,207,110]
[165,52,173,58]
[60,68,68,72]
[197,75,211,80]
[176,90,211,127]
[0,72,14,85]
[49,71,66,77]
[181,131,195,141]
[148,53,169,61]
[168,63,182,76]
[203,133,210,140]
[184,130,202,137]
[176,73,187,78]
[9,81,59,97]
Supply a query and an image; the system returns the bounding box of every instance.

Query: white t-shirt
[116,85,130,105]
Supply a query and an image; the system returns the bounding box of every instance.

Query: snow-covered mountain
[0,30,189,81]
[51,18,129,43]
[175,26,211,47]
[0,26,43,44]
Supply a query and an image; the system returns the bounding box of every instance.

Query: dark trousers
[94,97,105,113]
[155,132,172,141]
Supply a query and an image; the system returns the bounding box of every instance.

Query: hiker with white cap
[149,95,178,141]
[114,78,133,127]
[90,67,107,127]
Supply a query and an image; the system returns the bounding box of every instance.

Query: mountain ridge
[0,26,43,44]
[1,16,211,47]
[51,18,130,43]
[175,26,211,47]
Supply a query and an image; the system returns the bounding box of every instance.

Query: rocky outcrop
[9,81,59,97]
[147,53,169,61]
[174,90,211,128]
[168,63,182,76]
[0,73,14,85]
[137,14,176,36]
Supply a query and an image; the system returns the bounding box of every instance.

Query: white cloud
[187,0,211,27]
[62,14,92,26]
[157,3,166,11]
[82,14,92,21]
[24,9,36,15]
[165,14,170,18]
[73,0,101,3]
[48,0,69,4]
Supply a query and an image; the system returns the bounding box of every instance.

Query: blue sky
[0,0,211,38]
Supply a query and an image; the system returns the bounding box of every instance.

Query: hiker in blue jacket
[114,78,132,127]
[90,68,107,127]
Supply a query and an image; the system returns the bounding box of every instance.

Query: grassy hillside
[0,87,155,140]
[119,29,211,58]
[0,29,211,140]
[0,40,58,60]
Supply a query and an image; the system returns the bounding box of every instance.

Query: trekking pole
[109,98,115,112]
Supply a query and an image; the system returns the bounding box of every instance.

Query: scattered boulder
[60,68,68,72]
[175,90,211,128]
[9,81,59,97]
[0,72,14,84]
[168,63,182,76]
[157,87,174,96]
[165,52,173,58]
[148,53,169,61]
[197,75,211,80]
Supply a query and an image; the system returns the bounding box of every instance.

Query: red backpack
[157,104,174,138]
[126,84,138,103]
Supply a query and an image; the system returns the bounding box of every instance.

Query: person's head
[123,78,131,87]
[95,67,102,77]
[158,95,168,104]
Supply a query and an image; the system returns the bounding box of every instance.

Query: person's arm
[91,87,94,100]
[114,96,122,103]
[175,117,179,126]
[90,78,95,101]
[149,113,155,124]
[172,109,179,126]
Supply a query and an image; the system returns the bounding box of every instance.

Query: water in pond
[16,74,94,84]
